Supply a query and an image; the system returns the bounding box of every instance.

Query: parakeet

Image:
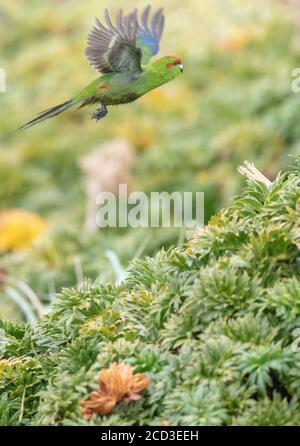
[20,5,183,130]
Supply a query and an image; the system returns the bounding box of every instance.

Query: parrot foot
[91,105,108,121]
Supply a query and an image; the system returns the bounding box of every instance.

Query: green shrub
[1,161,300,426]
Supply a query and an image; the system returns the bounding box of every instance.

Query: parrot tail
[19,99,77,130]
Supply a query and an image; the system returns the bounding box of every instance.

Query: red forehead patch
[166,56,182,68]
[97,85,108,90]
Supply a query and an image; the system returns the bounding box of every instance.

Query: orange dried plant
[81,362,151,419]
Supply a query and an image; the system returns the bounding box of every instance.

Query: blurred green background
[0,0,300,321]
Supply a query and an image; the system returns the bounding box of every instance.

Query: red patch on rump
[166,56,182,69]
[98,85,108,90]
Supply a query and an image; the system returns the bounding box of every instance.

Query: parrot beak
[179,64,183,73]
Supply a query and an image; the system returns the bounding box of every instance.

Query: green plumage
[20,5,183,130]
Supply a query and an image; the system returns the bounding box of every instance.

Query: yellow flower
[0,209,48,253]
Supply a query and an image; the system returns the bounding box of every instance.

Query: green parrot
[20,5,183,130]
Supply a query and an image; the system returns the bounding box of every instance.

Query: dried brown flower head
[79,140,135,233]
[81,362,151,419]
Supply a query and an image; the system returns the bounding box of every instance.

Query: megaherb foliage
[1,0,300,303]
[1,162,300,426]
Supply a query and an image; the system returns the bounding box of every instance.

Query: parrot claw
[91,105,108,121]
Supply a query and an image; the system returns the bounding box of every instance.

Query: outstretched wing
[85,9,142,74]
[136,5,165,65]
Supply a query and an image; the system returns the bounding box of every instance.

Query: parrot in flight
[20,5,183,130]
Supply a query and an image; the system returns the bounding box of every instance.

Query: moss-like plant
[1,160,300,426]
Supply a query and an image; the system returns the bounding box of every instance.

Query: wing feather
[85,9,142,74]
[136,5,165,64]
